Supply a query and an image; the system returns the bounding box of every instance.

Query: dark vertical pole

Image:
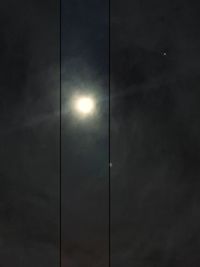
[109,0,111,265]
[59,0,62,265]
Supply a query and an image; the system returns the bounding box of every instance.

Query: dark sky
[111,0,200,266]
[61,1,109,266]
[1,0,200,266]
[0,0,59,266]
[1,0,109,266]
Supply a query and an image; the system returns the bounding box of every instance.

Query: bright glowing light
[73,96,96,117]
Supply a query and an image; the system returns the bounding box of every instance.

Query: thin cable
[59,0,62,265]
[108,0,111,265]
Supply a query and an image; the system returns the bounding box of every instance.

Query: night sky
[61,0,109,266]
[0,0,59,266]
[1,0,200,266]
[111,0,200,266]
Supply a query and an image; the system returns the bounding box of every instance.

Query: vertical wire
[109,0,111,265]
[59,0,62,265]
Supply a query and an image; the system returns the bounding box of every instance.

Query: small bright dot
[109,162,113,168]
[74,96,95,116]
[163,52,167,56]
